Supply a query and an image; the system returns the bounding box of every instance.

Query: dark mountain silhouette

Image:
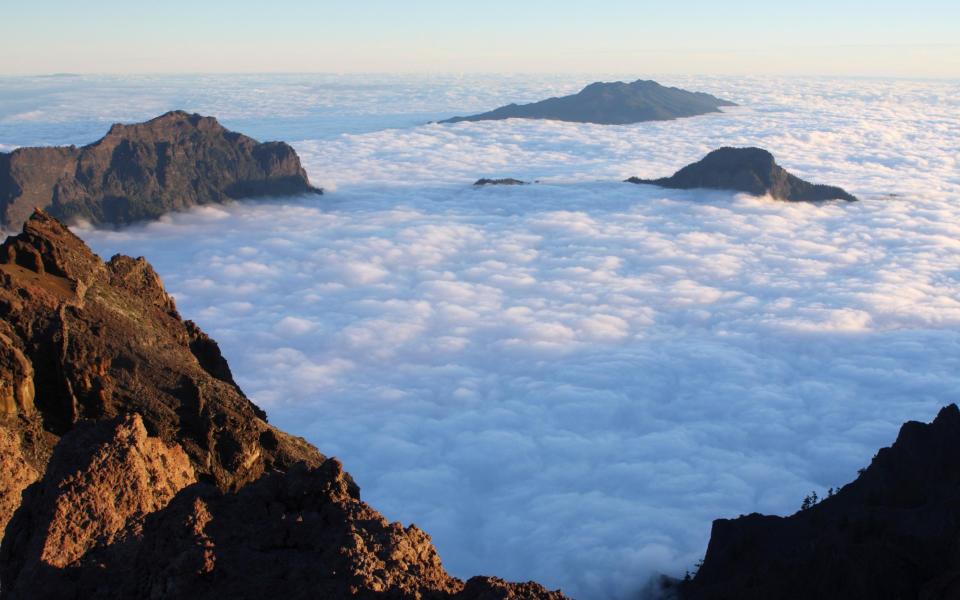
[0,111,321,231]
[440,80,735,125]
[681,404,960,599]
[627,147,857,201]
[474,178,528,186]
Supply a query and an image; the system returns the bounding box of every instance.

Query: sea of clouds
[4,74,960,599]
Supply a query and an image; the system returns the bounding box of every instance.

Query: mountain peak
[627,146,857,202]
[3,208,103,285]
[0,112,321,231]
[440,78,735,125]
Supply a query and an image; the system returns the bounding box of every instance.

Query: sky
[2,0,958,77]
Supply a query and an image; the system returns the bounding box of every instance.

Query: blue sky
[3,0,958,76]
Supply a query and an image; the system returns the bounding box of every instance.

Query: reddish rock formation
[0,426,38,536]
[0,111,321,230]
[0,210,566,600]
[682,404,960,600]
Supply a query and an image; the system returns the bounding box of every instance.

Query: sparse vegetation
[800,490,819,511]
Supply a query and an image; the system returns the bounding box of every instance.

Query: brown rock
[0,111,322,230]
[2,414,194,596]
[0,423,39,536]
[0,331,35,417]
[456,577,570,600]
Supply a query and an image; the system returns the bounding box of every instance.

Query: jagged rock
[121,460,458,599]
[474,178,528,186]
[1,414,196,598]
[457,577,569,600]
[0,209,318,490]
[683,404,960,600]
[627,147,857,202]
[0,111,322,230]
[0,210,566,600]
[441,80,735,125]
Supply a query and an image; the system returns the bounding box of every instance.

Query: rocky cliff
[0,210,565,600]
[682,404,960,600]
[627,147,857,202]
[0,111,321,231]
[440,80,735,125]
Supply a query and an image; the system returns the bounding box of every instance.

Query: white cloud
[274,316,318,336]
[28,74,960,599]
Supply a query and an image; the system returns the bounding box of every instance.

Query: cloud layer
[6,74,959,599]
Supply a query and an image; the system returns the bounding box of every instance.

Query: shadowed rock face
[0,210,566,600]
[0,111,321,230]
[682,404,960,600]
[627,147,857,202]
[441,80,736,125]
[474,178,528,186]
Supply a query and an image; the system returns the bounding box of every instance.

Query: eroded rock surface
[0,111,321,230]
[0,210,566,599]
[0,425,39,536]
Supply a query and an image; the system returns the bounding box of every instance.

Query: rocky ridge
[441,79,735,125]
[682,404,960,599]
[0,210,566,600]
[0,111,321,231]
[627,147,857,202]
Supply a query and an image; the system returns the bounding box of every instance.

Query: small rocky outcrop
[0,111,322,230]
[0,210,565,599]
[627,147,857,202]
[474,178,528,186]
[682,404,960,600]
[441,79,735,125]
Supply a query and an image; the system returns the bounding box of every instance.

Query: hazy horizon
[3,0,958,78]
[3,69,959,80]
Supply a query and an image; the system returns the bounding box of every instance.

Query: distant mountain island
[627,147,857,202]
[474,178,528,186]
[0,111,321,230]
[440,79,736,125]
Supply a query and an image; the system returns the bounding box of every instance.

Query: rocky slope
[441,80,735,125]
[682,404,960,600]
[0,111,321,230]
[0,210,565,600]
[627,147,856,202]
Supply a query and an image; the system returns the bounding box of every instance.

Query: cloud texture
[4,74,959,599]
